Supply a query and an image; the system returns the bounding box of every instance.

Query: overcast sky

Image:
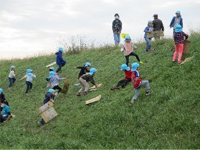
[0,0,200,59]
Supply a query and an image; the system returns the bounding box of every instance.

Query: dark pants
[9,77,16,88]
[125,52,140,66]
[111,79,131,90]
[56,65,62,73]
[0,115,6,122]
[53,85,62,93]
[25,81,32,94]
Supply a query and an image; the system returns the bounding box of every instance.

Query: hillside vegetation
[0,32,200,149]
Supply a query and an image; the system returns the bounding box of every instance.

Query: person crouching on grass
[111,64,132,90]
[173,24,189,64]
[131,62,152,103]
[0,100,12,123]
[49,71,65,94]
[38,89,55,126]
[25,69,36,94]
[121,35,143,66]
[77,68,98,96]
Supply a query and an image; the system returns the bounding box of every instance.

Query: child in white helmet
[8,66,16,89]
[121,35,142,66]
[77,68,98,96]
[131,62,152,103]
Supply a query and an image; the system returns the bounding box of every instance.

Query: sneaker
[55,92,58,96]
[146,90,152,95]
[130,99,136,103]
[178,61,182,64]
[84,92,88,95]
[38,121,42,126]
[139,61,143,64]
[76,93,81,96]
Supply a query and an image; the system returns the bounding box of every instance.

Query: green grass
[0,32,200,149]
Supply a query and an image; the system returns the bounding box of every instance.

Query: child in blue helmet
[8,66,16,88]
[121,35,142,66]
[111,64,132,90]
[25,69,36,94]
[144,20,154,52]
[49,71,65,94]
[131,62,152,103]
[170,11,183,33]
[0,88,9,113]
[77,68,98,96]
[38,89,55,126]
[0,100,12,123]
[75,62,91,79]
[46,67,59,87]
[55,47,66,73]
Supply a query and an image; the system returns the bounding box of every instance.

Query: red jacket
[124,68,132,80]
[131,71,142,88]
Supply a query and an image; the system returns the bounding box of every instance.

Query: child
[0,88,9,106]
[121,35,142,66]
[46,67,59,87]
[49,71,65,94]
[8,66,16,88]
[25,69,36,94]
[77,68,98,96]
[75,62,91,79]
[173,24,188,63]
[38,89,55,126]
[0,100,11,123]
[131,62,152,103]
[55,47,66,73]
[144,20,154,52]
[170,11,183,33]
[111,64,132,90]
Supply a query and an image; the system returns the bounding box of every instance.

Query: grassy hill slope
[0,32,200,149]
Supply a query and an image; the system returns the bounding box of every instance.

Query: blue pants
[144,37,151,51]
[56,65,62,73]
[25,81,32,94]
[113,33,120,45]
[9,77,16,88]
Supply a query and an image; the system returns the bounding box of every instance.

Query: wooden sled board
[85,95,101,105]
[20,75,27,81]
[46,62,56,68]
[181,56,194,65]
[90,83,102,89]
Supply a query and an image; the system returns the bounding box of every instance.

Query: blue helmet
[131,63,139,71]
[84,62,91,67]
[125,35,131,40]
[121,64,130,71]
[58,47,63,51]
[89,68,97,75]
[148,20,153,24]
[176,10,181,14]
[48,89,55,93]
[175,24,182,33]
[49,71,55,78]
[0,88,3,94]
[26,69,32,74]
[49,67,55,72]
[10,65,15,71]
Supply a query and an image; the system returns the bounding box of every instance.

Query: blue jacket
[144,26,154,38]
[55,52,66,66]
[170,16,183,28]
[43,92,54,105]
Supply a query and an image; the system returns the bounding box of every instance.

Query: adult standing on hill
[152,14,164,39]
[112,13,122,46]
[170,11,183,33]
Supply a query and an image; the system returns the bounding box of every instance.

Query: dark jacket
[55,52,66,66]
[43,92,54,105]
[153,19,164,31]
[112,19,122,33]
[80,74,96,85]
[170,16,183,28]
[76,66,90,79]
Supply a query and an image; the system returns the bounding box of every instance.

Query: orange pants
[173,43,183,63]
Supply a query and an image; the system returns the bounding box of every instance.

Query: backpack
[131,71,142,88]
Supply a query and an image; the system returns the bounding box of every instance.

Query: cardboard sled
[20,75,27,81]
[183,39,190,55]
[46,62,56,68]
[85,95,102,105]
[61,79,70,94]
[181,56,194,65]
[39,101,58,123]
[146,31,164,38]
[90,83,102,89]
